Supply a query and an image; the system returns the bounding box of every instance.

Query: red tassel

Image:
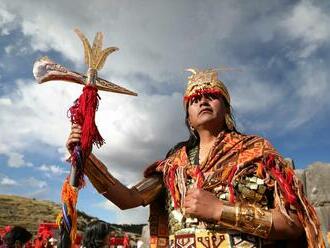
[69,85,105,154]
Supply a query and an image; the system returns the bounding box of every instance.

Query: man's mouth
[199,108,213,115]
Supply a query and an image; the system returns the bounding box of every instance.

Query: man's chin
[197,117,218,127]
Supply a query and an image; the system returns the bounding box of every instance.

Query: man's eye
[191,96,201,104]
[208,94,218,100]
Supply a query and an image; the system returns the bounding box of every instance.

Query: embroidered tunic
[149,131,324,248]
[166,145,272,248]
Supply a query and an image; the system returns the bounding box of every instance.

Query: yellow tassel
[56,213,63,226]
[60,179,79,246]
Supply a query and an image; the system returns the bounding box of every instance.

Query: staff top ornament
[33,28,137,96]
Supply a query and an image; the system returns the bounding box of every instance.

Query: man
[67,68,325,247]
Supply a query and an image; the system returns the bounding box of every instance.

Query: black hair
[166,95,238,158]
[83,220,111,248]
[3,226,32,248]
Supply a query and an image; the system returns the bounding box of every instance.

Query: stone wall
[295,162,330,246]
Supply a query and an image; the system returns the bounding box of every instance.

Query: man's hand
[66,124,82,154]
[184,187,223,222]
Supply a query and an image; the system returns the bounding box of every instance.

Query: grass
[0,194,144,236]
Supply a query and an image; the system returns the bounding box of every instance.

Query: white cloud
[0,80,80,162]
[96,200,148,224]
[0,174,49,198]
[0,151,32,168]
[0,98,12,106]
[38,164,68,177]
[1,0,243,82]
[26,162,34,167]
[4,45,14,54]
[0,5,16,35]
[284,63,330,129]
[26,187,50,199]
[281,1,330,58]
[231,78,283,114]
[7,152,25,168]
[24,177,47,188]
[0,176,18,186]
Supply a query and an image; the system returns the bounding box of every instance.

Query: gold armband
[85,153,116,192]
[219,201,273,239]
[132,176,163,206]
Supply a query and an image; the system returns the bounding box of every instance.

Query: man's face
[187,94,226,132]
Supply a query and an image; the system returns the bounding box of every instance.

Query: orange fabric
[58,179,78,247]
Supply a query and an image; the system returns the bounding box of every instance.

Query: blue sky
[0,0,329,224]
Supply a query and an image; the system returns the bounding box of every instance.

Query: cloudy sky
[0,0,329,224]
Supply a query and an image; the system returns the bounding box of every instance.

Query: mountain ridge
[0,194,144,235]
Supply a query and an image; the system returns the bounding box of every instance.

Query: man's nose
[199,95,210,106]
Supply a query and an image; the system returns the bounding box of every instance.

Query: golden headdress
[184,68,230,105]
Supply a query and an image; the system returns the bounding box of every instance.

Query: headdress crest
[184,68,231,104]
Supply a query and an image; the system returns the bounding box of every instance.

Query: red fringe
[228,165,238,203]
[167,164,179,208]
[184,89,225,103]
[265,155,297,205]
[193,167,204,188]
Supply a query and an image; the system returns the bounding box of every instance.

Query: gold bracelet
[219,201,273,239]
[219,202,239,227]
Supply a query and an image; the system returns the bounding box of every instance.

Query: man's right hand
[66,124,82,154]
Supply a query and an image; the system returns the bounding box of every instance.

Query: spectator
[82,220,111,248]
[109,231,116,248]
[2,226,32,248]
[48,237,57,248]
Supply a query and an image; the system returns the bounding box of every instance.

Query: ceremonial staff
[33,29,137,247]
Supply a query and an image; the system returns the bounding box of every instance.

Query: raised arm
[85,154,163,209]
[66,124,163,209]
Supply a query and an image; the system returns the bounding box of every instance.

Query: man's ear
[187,119,192,128]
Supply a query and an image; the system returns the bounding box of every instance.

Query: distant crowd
[0,221,145,248]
